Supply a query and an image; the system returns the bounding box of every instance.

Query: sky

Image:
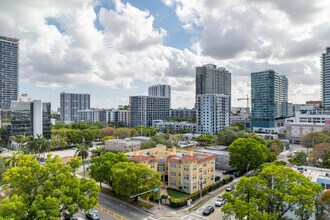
[1,0,329,111]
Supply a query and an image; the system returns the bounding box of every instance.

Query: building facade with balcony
[126,145,216,194]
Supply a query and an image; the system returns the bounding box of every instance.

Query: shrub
[169,176,233,208]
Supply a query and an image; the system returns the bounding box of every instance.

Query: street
[98,191,152,220]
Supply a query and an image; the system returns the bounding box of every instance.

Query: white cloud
[1,0,329,109]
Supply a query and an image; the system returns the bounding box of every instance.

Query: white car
[215,197,225,207]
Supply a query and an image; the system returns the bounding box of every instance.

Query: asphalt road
[98,191,152,220]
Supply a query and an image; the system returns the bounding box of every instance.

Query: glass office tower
[0,36,19,106]
[251,70,288,129]
[321,47,330,108]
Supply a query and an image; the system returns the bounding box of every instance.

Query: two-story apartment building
[126,145,216,194]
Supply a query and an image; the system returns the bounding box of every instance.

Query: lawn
[167,188,190,199]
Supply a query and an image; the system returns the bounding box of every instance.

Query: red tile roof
[130,155,157,163]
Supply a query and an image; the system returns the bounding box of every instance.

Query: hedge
[169,176,233,208]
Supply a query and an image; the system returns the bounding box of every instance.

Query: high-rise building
[77,108,129,126]
[195,64,231,101]
[129,96,170,127]
[195,64,231,134]
[60,92,90,123]
[251,70,288,129]
[197,94,230,134]
[148,84,171,98]
[321,47,330,108]
[10,100,51,139]
[0,36,19,106]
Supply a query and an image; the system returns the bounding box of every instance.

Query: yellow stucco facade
[126,144,216,194]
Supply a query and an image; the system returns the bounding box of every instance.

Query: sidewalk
[143,177,242,218]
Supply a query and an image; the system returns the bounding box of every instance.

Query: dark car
[203,206,215,215]
[215,176,221,181]
[86,211,100,220]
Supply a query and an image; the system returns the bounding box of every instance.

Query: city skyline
[1,0,330,110]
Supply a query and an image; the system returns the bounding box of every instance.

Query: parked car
[226,185,235,192]
[70,217,85,220]
[86,211,100,220]
[203,206,215,215]
[215,176,221,181]
[215,198,225,207]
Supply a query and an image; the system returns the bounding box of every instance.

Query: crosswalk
[143,206,210,220]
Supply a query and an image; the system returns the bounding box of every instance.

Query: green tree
[81,129,99,147]
[316,190,330,220]
[102,135,114,144]
[91,146,106,158]
[75,145,89,177]
[0,154,99,219]
[289,151,308,166]
[50,137,68,150]
[114,128,132,139]
[310,143,330,167]
[228,138,272,173]
[231,122,245,130]
[141,140,157,149]
[194,134,215,146]
[90,152,130,187]
[267,139,285,156]
[301,131,328,148]
[0,156,6,181]
[99,127,116,138]
[151,134,173,148]
[4,151,23,168]
[222,164,322,220]
[136,126,157,136]
[111,162,161,197]
[251,134,267,145]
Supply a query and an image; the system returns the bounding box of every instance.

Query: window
[150,163,155,168]
[193,165,197,171]
[203,170,207,175]
[193,174,197,179]
[171,171,176,177]
[193,182,197,189]
[183,183,189,190]
[210,160,214,164]
[184,165,189,171]
[210,167,214,172]
[170,163,176,168]
[203,179,206,184]
[178,172,181,177]
[171,180,176,187]
[184,174,189,180]
[203,161,207,167]
[199,167,202,172]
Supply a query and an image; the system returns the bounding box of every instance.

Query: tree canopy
[228,138,274,173]
[90,152,130,186]
[111,162,161,197]
[0,154,99,219]
[217,126,251,146]
[222,164,323,220]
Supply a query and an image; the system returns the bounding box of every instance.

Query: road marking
[190,212,208,220]
[97,204,128,220]
[104,200,111,204]
[119,204,127,208]
[209,206,223,219]
[129,211,138,216]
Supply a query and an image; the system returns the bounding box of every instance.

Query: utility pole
[199,170,203,200]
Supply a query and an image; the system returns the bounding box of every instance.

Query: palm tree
[36,134,50,161]
[5,151,23,168]
[25,135,38,156]
[75,145,89,177]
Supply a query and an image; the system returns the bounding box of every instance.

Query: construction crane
[237,95,250,114]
